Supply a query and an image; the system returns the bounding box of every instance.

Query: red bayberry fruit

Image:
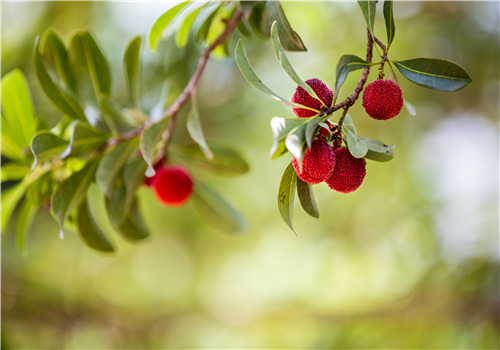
[326,147,366,193]
[152,166,193,206]
[292,78,333,118]
[362,79,404,120]
[292,139,336,184]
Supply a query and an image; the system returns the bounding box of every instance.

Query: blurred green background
[1,1,499,348]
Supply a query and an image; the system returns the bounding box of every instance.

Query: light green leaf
[30,131,69,168]
[277,161,297,233]
[270,117,308,159]
[345,128,368,158]
[334,55,371,99]
[1,163,29,182]
[358,1,376,36]
[192,182,248,234]
[16,199,38,257]
[139,118,170,176]
[123,36,142,107]
[383,0,395,49]
[61,122,109,158]
[393,58,472,91]
[365,149,394,162]
[196,2,223,43]
[404,99,416,116]
[358,136,395,153]
[175,4,204,47]
[148,1,191,51]
[1,180,28,231]
[77,196,115,253]
[186,98,213,160]
[296,177,319,219]
[342,113,357,135]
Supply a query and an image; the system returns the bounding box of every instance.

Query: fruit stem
[373,36,388,79]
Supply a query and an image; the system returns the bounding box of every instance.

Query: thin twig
[373,36,388,79]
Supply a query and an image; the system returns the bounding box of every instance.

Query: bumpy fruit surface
[152,166,193,206]
[292,139,336,184]
[326,147,366,193]
[362,79,403,120]
[292,78,333,118]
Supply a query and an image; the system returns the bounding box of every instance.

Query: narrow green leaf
[358,136,395,153]
[1,114,26,161]
[51,156,100,231]
[296,177,319,219]
[30,131,69,168]
[1,163,29,182]
[105,182,127,227]
[357,1,376,36]
[393,58,472,91]
[345,128,368,158]
[1,69,37,148]
[365,149,394,162]
[270,117,307,159]
[175,4,204,47]
[334,55,371,99]
[170,144,249,176]
[1,180,28,231]
[61,122,109,158]
[34,37,86,121]
[342,113,357,135]
[116,198,150,242]
[77,197,115,253]
[277,161,297,233]
[16,199,38,257]
[196,2,223,43]
[186,98,213,160]
[148,1,191,51]
[139,118,170,176]
[95,139,137,197]
[123,36,142,107]
[123,157,148,207]
[192,182,248,234]
[383,0,395,49]
[304,116,325,149]
[235,40,314,110]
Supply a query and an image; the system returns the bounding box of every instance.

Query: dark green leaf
[34,37,86,121]
[116,198,150,241]
[364,149,394,162]
[30,131,69,168]
[123,157,148,205]
[357,1,376,36]
[95,139,137,197]
[393,58,472,91]
[51,156,100,231]
[105,182,127,227]
[192,182,248,234]
[277,161,297,233]
[186,97,213,160]
[61,122,109,158]
[77,196,115,253]
[123,36,142,107]
[1,180,28,231]
[296,177,319,219]
[383,0,395,48]
[358,136,395,153]
[345,128,368,158]
[16,199,38,257]
[148,1,191,51]
[334,55,371,98]
[139,118,170,176]
[1,163,29,182]
[270,117,307,159]
[170,144,249,176]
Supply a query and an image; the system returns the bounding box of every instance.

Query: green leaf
[192,182,248,234]
[364,149,394,162]
[116,198,150,242]
[105,182,127,227]
[1,69,37,149]
[357,1,376,36]
[123,157,148,207]
[304,116,325,149]
[345,128,368,158]
[30,131,69,168]
[51,156,100,231]
[393,58,472,91]
[277,161,297,233]
[148,1,191,51]
[16,199,38,257]
[270,117,307,159]
[170,144,249,176]
[358,136,395,153]
[235,40,313,110]
[34,37,87,121]
[196,2,223,43]
[61,122,109,158]
[95,139,137,197]
[383,0,395,49]
[270,22,324,107]
[334,55,371,99]
[285,122,307,165]
[296,177,319,219]
[1,163,29,182]
[1,115,25,161]
[139,118,170,176]
[123,36,142,107]
[1,180,28,231]
[186,97,213,160]
[342,113,357,135]
[77,196,115,253]
[98,96,136,134]
[175,4,204,47]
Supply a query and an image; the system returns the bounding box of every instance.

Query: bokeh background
[1,1,499,349]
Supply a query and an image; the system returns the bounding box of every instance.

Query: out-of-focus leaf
[186,97,213,160]
[170,144,249,176]
[99,96,136,134]
[192,182,248,234]
[365,149,394,162]
[51,156,100,231]
[116,198,150,241]
[196,2,223,43]
[140,118,170,176]
[277,161,297,233]
[270,117,308,159]
[123,157,148,207]
[30,131,69,168]
[123,36,142,107]
[95,139,137,197]
[358,1,376,36]
[393,58,472,91]
[383,0,395,49]
[61,122,109,158]
[404,99,416,116]
[34,37,86,121]
[334,55,371,99]
[148,1,191,51]
[16,199,38,257]
[176,4,204,47]
[105,182,127,227]
[296,177,319,219]
[345,128,368,158]
[77,196,115,253]
[1,69,37,149]
[1,163,29,182]
[1,180,28,231]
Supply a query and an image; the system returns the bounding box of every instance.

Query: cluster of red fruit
[144,163,193,206]
[290,78,403,192]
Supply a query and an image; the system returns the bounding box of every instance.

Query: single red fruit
[362,79,404,120]
[153,166,193,206]
[326,147,366,193]
[292,78,333,118]
[292,139,336,184]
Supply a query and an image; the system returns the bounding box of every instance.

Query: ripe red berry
[326,147,366,193]
[362,79,403,120]
[152,166,193,206]
[292,78,333,118]
[292,139,336,184]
